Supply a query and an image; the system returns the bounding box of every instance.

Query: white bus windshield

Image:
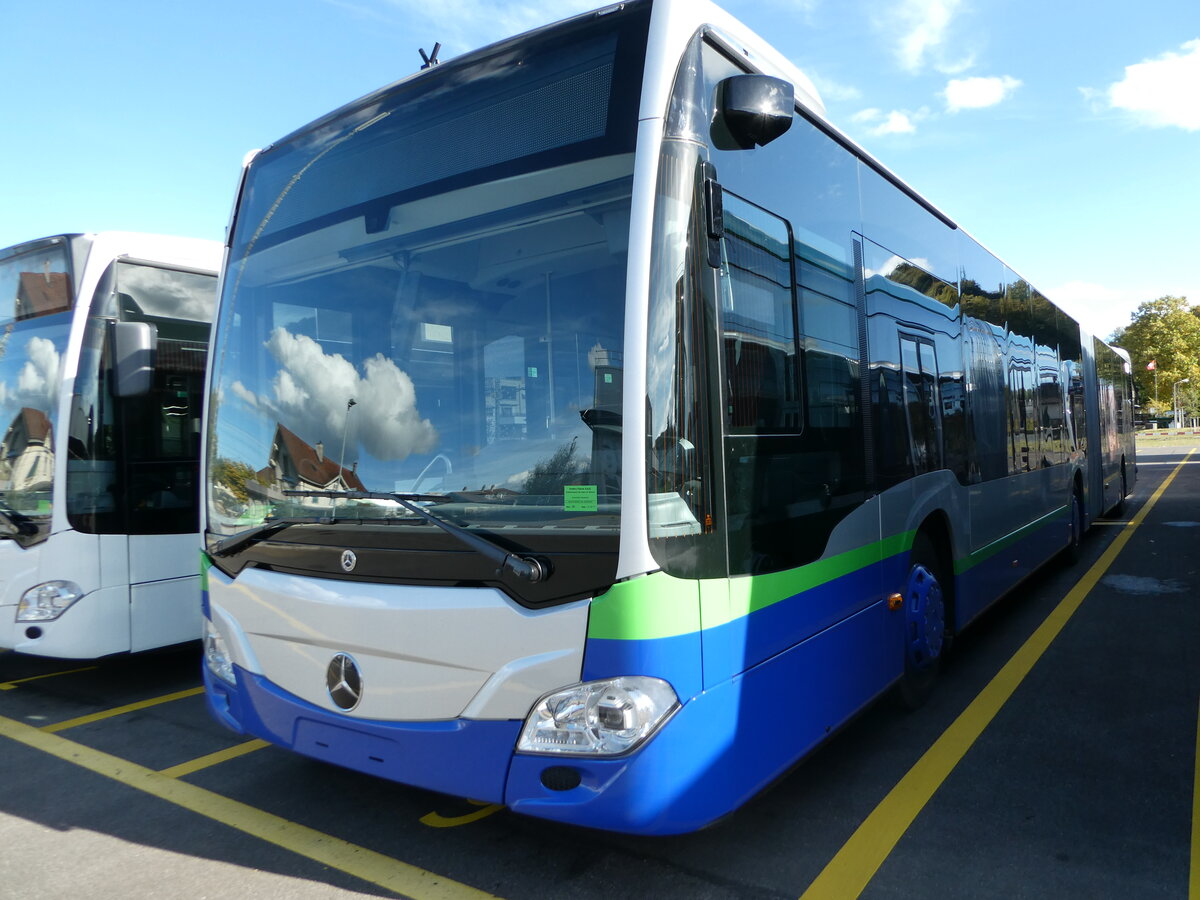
[208,6,649,539]
[0,241,73,541]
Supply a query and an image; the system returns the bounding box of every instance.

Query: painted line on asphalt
[1191,695,1199,900]
[40,686,206,733]
[0,665,99,691]
[800,450,1193,900]
[0,713,499,899]
[158,739,271,778]
[420,801,505,828]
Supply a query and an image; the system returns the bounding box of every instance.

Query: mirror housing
[712,75,794,150]
[111,321,158,397]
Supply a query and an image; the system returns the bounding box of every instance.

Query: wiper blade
[284,489,550,583]
[210,517,317,557]
[0,501,38,537]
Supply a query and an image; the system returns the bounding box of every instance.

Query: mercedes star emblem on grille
[326,653,363,710]
[340,549,357,572]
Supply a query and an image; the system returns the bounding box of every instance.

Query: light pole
[1172,379,1189,428]
[339,398,357,485]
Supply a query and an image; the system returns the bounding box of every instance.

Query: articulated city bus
[200,0,1136,834]
[1,232,220,657]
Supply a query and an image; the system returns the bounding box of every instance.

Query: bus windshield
[0,241,73,542]
[207,5,648,539]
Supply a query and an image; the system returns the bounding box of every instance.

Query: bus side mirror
[111,321,158,397]
[712,75,794,150]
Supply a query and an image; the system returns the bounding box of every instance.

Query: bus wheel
[1116,463,1128,516]
[897,534,947,710]
[1065,489,1084,565]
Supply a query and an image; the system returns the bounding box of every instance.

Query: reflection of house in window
[1,407,54,492]
[253,423,366,504]
[17,271,72,320]
[485,376,527,442]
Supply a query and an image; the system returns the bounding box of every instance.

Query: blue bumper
[205,598,890,835]
[204,666,522,804]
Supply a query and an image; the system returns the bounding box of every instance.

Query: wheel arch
[910,509,957,636]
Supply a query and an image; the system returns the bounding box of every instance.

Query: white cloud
[852,107,929,136]
[875,0,967,74]
[808,72,862,104]
[236,328,438,466]
[118,264,214,322]
[944,75,1021,112]
[1105,38,1200,131]
[1047,281,1200,341]
[15,336,61,411]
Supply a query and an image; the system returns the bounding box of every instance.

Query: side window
[67,263,217,535]
[718,193,798,433]
[900,335,942,475]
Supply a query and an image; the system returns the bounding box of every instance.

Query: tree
[523,437,584,497]
[212,457,257,503]
[1110,295,1200,412]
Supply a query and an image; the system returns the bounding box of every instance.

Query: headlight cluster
[203,618,236,685]
[517,676,678,756]
[16,581,83,622]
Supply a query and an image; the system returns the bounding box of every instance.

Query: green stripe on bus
[589,531,915,641]
[953,505,1067,575]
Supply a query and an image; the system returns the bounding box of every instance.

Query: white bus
[201,0,1134,834]
[1,232,221,658]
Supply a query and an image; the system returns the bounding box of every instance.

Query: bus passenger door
[899,335,942,474]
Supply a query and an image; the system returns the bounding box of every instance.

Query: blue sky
[3,0,1196,340]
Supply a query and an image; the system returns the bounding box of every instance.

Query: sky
[2,0,1197,341]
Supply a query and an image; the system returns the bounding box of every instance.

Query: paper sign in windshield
[563,485,598,512]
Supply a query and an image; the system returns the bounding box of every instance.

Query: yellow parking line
[801,451,1192,900]
[1191,696,1199,900]
[420,802,505,828]
[159,739,270,779]
[0,665,99,691]
[40,686,205,733]
[0,713,499,899]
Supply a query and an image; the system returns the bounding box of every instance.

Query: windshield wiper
[284,489,550,584]
[0,500,38,537]
[209,517,321,557]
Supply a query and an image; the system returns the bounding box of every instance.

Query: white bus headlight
[203,618,236,685]
[16,581,83,622]
[517,676,679,756]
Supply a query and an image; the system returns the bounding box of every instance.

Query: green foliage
[212,457,257,503]
[523,437,584,497]
[1113,295,1199,406]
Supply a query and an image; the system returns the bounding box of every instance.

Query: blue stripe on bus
[204,666,521,804]
[954,506,1069,627]
[581,629,704,701]
[508,600,894,835]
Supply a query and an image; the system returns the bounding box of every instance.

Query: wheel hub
[905,563,944,669]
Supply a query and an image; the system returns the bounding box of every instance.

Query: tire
[896,533,948,710]
[1064,488,1084,565]
[1104,461,1128,519]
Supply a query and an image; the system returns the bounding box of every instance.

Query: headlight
[517,676,679,756]
[203,618,236,685]
[17,581,84,622]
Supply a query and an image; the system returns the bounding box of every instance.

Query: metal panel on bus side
[698,498,889,689]
[130,575,202,651]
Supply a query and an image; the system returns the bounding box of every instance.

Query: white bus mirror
[111,321,158,397]
[712,75,794,150]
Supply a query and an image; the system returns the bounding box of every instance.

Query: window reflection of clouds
[230,327,438,467]
[0,328,67,420]
[117,263,216,323]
